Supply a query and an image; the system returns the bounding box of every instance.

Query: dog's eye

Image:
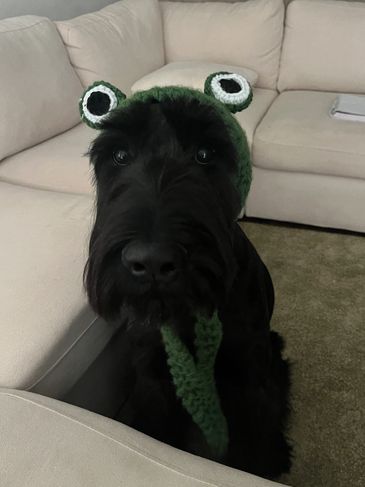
[195,148,214,165]
[113,149,129,166]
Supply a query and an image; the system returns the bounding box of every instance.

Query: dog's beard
[119,258,221,329]
[86,173,239,327]
[121,293,193,330]
[85,93,244,329]
[85,239,234,329]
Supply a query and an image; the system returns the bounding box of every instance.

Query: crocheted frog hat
[79,73,253,458]
[79,72,253,207]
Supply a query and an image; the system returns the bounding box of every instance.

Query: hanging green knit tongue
[160,311,228,458]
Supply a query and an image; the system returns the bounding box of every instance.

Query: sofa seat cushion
[0,15,83,161]
[246,167,365,233]
[0,183,114,395]
[0,389,288,487]
[57,0,164,95]
[0,124,95,195]
[131,61,259,93]
[253,91,365,180]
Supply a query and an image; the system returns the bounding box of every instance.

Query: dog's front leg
[218,224,275,384]
[215,225,291,478]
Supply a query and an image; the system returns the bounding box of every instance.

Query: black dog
[85,95,291,479]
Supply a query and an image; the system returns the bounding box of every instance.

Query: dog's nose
[122,242,180,283]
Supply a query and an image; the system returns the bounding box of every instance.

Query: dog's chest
[126,322,197,402]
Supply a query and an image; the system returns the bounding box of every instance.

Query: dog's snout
[122,242,180,283]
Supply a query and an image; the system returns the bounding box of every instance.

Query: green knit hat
[79,72,253,206]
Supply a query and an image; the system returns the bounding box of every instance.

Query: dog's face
[85,95,242,327]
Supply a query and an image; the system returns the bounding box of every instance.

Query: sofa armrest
[0,388,290,486]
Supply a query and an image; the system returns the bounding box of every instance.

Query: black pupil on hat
[87,92,111,116]
[219,79,241,94]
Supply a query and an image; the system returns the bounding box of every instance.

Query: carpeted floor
[241,220,365,487]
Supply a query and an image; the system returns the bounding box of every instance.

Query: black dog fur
[85,95,292,479]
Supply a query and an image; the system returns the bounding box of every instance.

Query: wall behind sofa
[1,0,363,21]
[0,0,117,20]
[0,0,290,20]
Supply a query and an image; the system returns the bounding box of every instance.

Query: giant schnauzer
[82,76,291,479]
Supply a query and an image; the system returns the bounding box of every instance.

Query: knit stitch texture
[161,311,229,458]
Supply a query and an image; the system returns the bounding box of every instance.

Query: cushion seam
[251,165,365,185]
[252,160,365,181]
[26,314,101,390]
[0,18,48,35]
[254,136,365,158]
[1,392,242,487]
[290,0,365,11]
[57,10,126,31]
[0,176,93,197]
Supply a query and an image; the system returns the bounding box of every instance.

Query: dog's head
[81,75,252,326]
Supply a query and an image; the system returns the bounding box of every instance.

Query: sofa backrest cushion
[0,16,83,161]
[161,0,284,90]
[278,0,365,93]
[131,61,258,94]
[57,0,164,95]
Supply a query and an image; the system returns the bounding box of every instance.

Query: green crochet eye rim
[79,81,126,129]
[204,72,253,113]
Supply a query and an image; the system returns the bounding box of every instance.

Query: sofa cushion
[0,124,95,195]
[161,0,284,90]
[234,89,277,148]
[57,0,164,95]
[246,167,365,234]
[0,389,288,487]
[0,87,276,194]
[0,16,83,161]
[131,61,258,93]
[253,91,365,180]
[278,0,365,93]
[0,183,114,395]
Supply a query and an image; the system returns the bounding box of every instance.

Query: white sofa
[0,0,364,484]
[0,387,287,487]
[247,0,365,233]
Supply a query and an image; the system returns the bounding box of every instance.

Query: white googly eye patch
[204,72,253,113]
[80,81,126,129]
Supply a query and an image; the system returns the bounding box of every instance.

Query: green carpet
[241,220,365,487]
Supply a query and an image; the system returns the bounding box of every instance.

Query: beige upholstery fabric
[161,0,284,90]
[253,91,365,180]
[0,389,288,487]
[0,124,95,195]
[0,16,83,161]
[278,0,365,93]
[234,89,277,148]
[0,86,275,197]
[246,167,365,233]
[57,0,164,94]
[131,61,258,93]
[0,183,114,395]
